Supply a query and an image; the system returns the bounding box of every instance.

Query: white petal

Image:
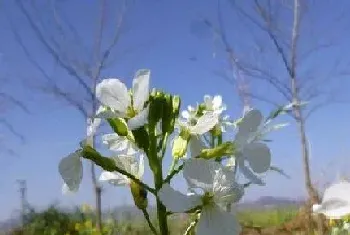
[58,151,83,193]
[95,106,120,118]
[238,109,263,135]
[189,112,218,135]
[212,95,222,110]
[242,143,271,173]
[204,95,212,107]
[313,199,350,219]
[190,135,206,157]
[213,168,244,205]
[238,158,265,185]
[127,106,149,130]
[96,78,130,114]
[62,183,77,195]
[322,181,350,203]
[136,154,145,178]
[181,110,190,119]
[158,184,201,213]
[102,134,129,152]
[197,205,241,235]
[183,158,221,191]
[113,155,137,173]
[99,171,129,186]
[132,69,150,112]
[188,105,195,112]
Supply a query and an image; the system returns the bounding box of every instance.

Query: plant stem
[141,208,159,235]
[164,163,184,184]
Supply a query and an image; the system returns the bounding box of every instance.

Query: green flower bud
[130,180,148,210]
[148,91,165,128]
[198,142,236,160]
[107,118,128,136]
[172,95,181,118]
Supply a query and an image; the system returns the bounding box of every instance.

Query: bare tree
[6,0,131,231]
[0,56,29,157]
[198,0,350,233]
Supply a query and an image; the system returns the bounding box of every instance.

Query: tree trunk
[91,162,103,232]
[294,106,324,235]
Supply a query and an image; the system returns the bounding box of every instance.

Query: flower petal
[183,158,221,191]
[197,205,241,235]
[213,168,244,205]
[189,112,218,135]
[158,184,201,213]
[212,95,222,110]
[95,105,120,118]
[96,78,130,114]
[238,109,262,135]
[132,69,150,112]
[62,183,77,195]
[322,181,350,203]
[112,155,138,174]
[238,158,265,185]
[127,105,149,130]
[99,171,129,186]
[313,199,350,219]
[58,151,83,193]
[190,135,206,157]
[102,134,129,152]
[181,110,191,119]
[242,142,271,173]
[136,154,145,178]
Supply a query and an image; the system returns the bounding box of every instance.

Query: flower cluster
[58,69,288,235]
[313,180,350,234]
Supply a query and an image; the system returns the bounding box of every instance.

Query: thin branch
[0,93,30,114]
[0,118,25,144]
[15,0,92,97]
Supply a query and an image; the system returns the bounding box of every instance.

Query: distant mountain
[238,196,304,210]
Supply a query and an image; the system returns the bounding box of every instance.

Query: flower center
[126,106,137,118]
[201,192,214,207]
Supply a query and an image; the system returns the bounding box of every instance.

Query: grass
[3,204,314,235]
[238,206,299,227]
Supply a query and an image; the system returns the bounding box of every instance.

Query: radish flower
[96,69,150,130]
[313,181,350,219]
[159,158,244,235]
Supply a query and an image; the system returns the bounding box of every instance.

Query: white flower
[99,154,144,186]
[234,109,271,185]
[159,158,244,235]
[59,151,83,194]
[313,181,350,219]
[178,111,219,157]
[203,95,226,115]
[181,105,197,123]
[102,133,137,155]
[96,69,150,130]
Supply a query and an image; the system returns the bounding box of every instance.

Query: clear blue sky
[1,0,350,221]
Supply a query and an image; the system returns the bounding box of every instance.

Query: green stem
[141,208,159,235]
[164,163,184,184]
[81,146,156,195]
[149,126,169,235]
[161,133,169,160]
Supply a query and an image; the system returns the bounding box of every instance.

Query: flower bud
[172,135,189,159]
[130,180,148,210]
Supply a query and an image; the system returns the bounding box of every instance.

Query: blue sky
[1,0,350,221]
